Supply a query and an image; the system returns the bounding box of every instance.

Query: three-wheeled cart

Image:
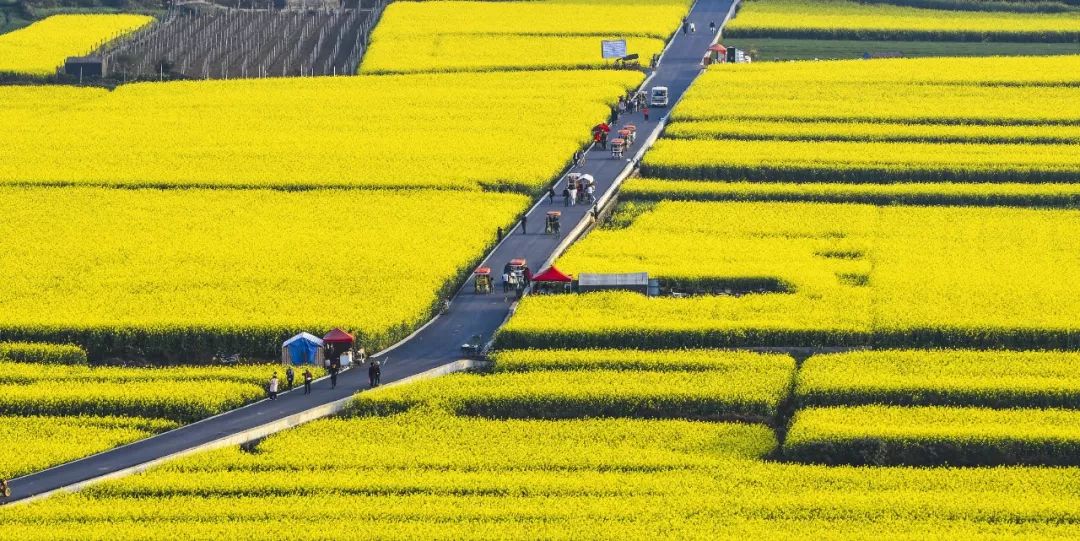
[474,266,493,294]
[545,211,562,237]
[610,138,625,158]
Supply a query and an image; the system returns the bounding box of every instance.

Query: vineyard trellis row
[94,0,387,80]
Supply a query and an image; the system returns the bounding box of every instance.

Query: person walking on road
[329,359,340,389]
[643,106,650,122]
[690,22,696,33]
[681,18,688,34]
[285,366,295,390]
[562,187,570,207]
[548,186,556,204]
[369,359,382,388]
[709,21,716,33]
[303,368,313,395]
[268,373,279,400]
[521,215,527,234]
[600,130,608,150]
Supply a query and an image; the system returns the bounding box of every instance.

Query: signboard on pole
[601,39,628,59]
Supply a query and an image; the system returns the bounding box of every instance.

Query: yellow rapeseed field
[798,349,1080,408]
[0,14,151,76]
[0,416,176,480]
[785,405,1080,466]
[726,0,1080,41]
[363,0,688,73]
[623,178,1080,207]
[0,187,527,355]
[7,411,1080,538]
[0,70,639,191]
[500,201,1080,349]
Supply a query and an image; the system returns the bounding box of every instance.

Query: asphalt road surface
[4,0,736,504]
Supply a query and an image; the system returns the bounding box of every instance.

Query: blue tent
[282,332,324,365]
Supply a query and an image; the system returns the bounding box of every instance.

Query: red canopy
[323,328,355,344]
[708,44,726,52]
[532,266,573,283]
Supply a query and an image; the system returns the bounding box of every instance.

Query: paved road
[4,0,735,504]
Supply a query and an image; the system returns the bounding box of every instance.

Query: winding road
[4,0,737,505]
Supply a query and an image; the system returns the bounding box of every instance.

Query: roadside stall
[281,332,324,366]
[322,328,355,367]
[532,266,574,294]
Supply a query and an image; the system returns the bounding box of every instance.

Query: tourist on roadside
[524,267,533,287]
[285,366,295,390]
[600,130,608,150]
[268,373,279,400]
[357,346,367,364]
[562,187,571,207]
[497,226,504,242]
[369,359,382,388]
[521,215,527,234]
[329,359,340,389]
[1,478,9,498]
[303,368,314,395]
[587,183,596,203]
[548,186,556,204]
[643,106,650,122]
[569,185,578,206]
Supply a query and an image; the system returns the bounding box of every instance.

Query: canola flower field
[643,56,1080,194]
[501,201,1080,349]
[362,0,690,74]
[797,349,1080,408]
[0,14,151,76]
[8,359,1080,537]
[785,405,1080,466]
[0,186,527,357]
[9,1,1080,538]
[0,70,638,191]
[725,0,1080,41]
[0,341,315,481]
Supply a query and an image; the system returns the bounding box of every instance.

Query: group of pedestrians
[267,353,383,400]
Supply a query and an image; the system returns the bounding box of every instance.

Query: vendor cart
[545,211,562,237]
[474,267,493,294]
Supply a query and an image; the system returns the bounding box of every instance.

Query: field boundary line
[3,359,488,507]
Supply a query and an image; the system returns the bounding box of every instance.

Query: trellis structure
[94,0,388,80]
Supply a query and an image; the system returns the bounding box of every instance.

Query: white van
[650,86,669,107]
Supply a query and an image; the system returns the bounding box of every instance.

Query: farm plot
[784,405,1080,466]
[351,353,795,421]
[7,411,1080,538]
[0,69,639,192]
[0,187,526,359]
[0,14,151,76]
[639,55,1080,204]
[0,357,317,480]
[362,0,688,73]
[797,349,1080,409]
[725,0,1080,42]
[499,201,1080,349]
